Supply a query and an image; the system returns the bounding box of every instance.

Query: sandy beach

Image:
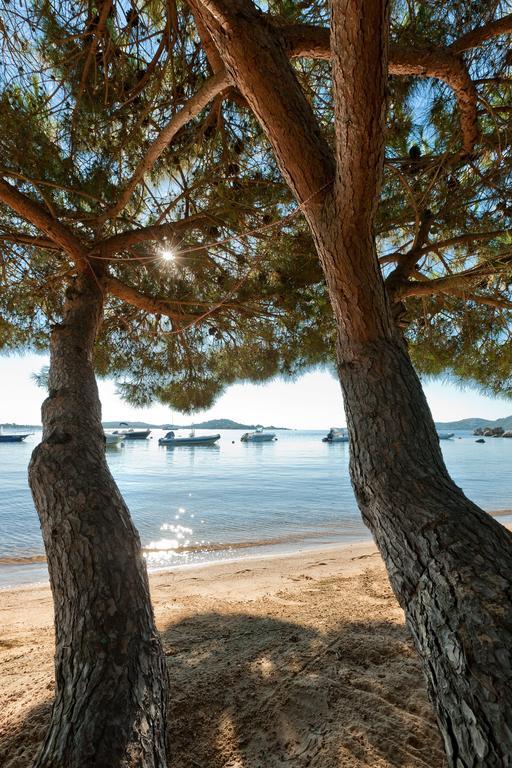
[0,538,449,768]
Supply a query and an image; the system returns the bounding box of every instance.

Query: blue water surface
[0,429,511,586]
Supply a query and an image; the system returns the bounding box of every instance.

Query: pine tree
[1,1,512,765]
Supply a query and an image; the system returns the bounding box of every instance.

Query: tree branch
[395,259,512,299]
[98,71,229,224]
[386,210,434,293]
[97,213,213,258]
[450,13,512,53]
[284,26,478,154]
[190,0,335,211]
[0,178,88,266]
[388,47,478,154]
[403,277,512,310]
[0,231,63,250]
[98,18,482,225]
[74,1,113,114]
[417,229,509,255]
[451,291,512,311]
[104,275,199,322]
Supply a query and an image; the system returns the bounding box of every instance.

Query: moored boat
[112,423,151,439]
[322,428,349,443]
[437,432,455,440]
[0,432,32,442]
[159,430,220,446]
[104,433,125,446]
[240,426,276,442]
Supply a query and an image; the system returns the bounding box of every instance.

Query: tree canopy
[0,0,511,403]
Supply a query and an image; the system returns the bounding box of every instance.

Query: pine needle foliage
[0,0,511,404]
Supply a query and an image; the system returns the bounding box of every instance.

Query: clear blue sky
[1,352,511,428]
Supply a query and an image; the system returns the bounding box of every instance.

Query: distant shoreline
[3,415,512,431]
[1,421,291,431]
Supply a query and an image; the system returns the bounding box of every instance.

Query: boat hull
[240,434,276,442]
[104,434,125,446]
[113,429,151,440]
[159,434,220,446]
[0,434,31,442]
[322,436,349,443]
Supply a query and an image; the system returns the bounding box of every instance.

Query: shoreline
[1,506,511,591]
[0,533,371,591]
[0,537,375,597]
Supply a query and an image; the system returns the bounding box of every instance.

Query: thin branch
[396,262,512,299]
[74,1,113,117]
[0,231,62,250]
[0,168,103,204]
[96,213,213,257]
[98,71,229,224]
[386,210,434,292]
[450,290,512,311]
[417,229,508,256]
[104,275,202,322]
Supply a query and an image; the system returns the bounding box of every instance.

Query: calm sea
[1,429,511,587]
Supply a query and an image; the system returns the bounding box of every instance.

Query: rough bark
[339,336,512,768]
[28,272,168,768]
[192,0,512,764]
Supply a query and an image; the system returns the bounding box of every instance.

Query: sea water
[1,429,511,587]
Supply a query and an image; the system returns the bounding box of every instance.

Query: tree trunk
[28,273,168,768]
[190,0,512,764]
[327,5,512,760]
[337,332,512,768]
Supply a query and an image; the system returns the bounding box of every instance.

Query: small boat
[240,426,276,442]
[159,430,220,446]
[0,432,32,443]
[437,432,455,440]
[322,428,349,443]
[112,423,151,440]
[104,433,125,446]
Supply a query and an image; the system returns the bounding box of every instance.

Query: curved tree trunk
[29,273,168,768]
[338,334,512,767]
[190,0,512,764]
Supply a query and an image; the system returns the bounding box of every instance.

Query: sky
[1,352,511,428]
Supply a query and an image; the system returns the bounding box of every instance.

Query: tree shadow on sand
[0,612,445,768]
[163,612,445,768]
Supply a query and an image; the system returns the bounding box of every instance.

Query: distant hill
[185,419,287,430]
[102,418,288,430]
[435,415,512,431]
[7,415,512,432]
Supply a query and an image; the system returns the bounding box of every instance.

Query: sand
[0,539,449,768]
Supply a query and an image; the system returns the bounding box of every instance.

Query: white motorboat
[112,423,151,440]
[159,430,220,446]
[104,433,125,446]
[437,432,455,440]
[240,426,276,442]
[322,428,349,443]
